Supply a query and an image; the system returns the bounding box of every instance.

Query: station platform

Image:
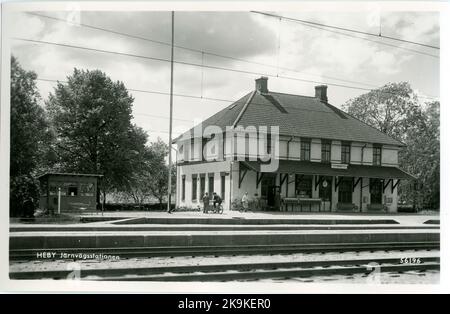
[11,210,440,227]
[10,227,439,250]
[9,211,439,258]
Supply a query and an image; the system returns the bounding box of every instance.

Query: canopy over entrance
[242,160,415,180]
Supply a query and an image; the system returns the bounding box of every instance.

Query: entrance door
[319,176,332,211]
[261,174,276,208]
[370,179,383,204]
[338,178,353,204]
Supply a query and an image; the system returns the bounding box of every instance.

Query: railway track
[9,241,440,260]
[10,255,439,281]
[9,225,440,232]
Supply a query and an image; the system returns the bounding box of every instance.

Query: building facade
[174,77,414,212]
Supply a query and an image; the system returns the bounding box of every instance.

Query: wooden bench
[283,198,322,212]
[336,202,358,211]
[367,203,388,211]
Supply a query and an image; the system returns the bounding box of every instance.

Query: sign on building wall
[331,163,348,170]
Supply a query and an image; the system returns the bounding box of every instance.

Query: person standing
[203,192,210,213]
[241,192,249,212]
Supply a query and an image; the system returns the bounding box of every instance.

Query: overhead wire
[17,38,438,101]
[251,11,440,50]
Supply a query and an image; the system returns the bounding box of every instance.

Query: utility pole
[167,11,175,213]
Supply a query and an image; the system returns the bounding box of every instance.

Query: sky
[7,9,440,147]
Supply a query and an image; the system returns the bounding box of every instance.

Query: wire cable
[26,12,384,87]
[252,11,440,50]
[19,37,438,101]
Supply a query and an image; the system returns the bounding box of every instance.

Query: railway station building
[173,77,414,212]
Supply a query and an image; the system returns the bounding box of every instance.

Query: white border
[1,1,448,294]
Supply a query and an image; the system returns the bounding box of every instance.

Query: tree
[147,139,176,209]
[46,69,148,205]
[10,56,52,216]
[342,82,422,142]
[398,101,440,209]
[121,146,155,208]
[343,82,440,210]
[123,138,176,210]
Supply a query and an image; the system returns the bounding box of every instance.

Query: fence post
[58,187,61,215]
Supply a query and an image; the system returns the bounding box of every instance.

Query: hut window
[68,186,78,196]
[80,183,94,196]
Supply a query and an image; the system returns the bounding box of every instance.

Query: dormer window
[300,139,311,161]
[341,142,351,164]
[190,137,195,160]
[266,133,272,155]
[373,145,382,166]
[321,140,331,163]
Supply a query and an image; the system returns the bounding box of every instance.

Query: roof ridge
[171,91,252,143]
[232,91,256,128]
[324,102,406,146]
[269,91,318,99]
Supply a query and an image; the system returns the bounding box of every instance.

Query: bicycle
[204,201,224,214]
[231,199,251,213]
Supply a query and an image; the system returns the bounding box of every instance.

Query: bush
[102,203,175,211]
[397,204,415,213]
[10,175,40,217]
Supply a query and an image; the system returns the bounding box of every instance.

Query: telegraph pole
[167,11,175,213]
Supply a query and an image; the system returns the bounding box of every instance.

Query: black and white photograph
[0,0,447,294]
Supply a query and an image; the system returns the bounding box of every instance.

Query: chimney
[255,76,268,94]
[315,85,328,102]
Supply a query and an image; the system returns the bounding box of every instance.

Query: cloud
[7,9,440,143]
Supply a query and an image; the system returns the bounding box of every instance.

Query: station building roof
[174,77,405,147]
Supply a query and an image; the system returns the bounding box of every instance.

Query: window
[221,175,226,199]
[321,140,331,163]
[208,174,214,196]
[300,139,311,161]
[179,145,184,155]
[222,132,226,159]
[192,175,197,201]
[341,142,351,164]
[338,178,352,203]
[80,183,94,196]
[210,135,216,155]
[181,175,186,201]
[68,186,78,196]
[49,184,58,196]
[202,137,207,161]
[190,137,195,160]
[266,133,272,155]
[200,175,206,197]
[245,133,250,161]
[373,145,382,166]
[233,133,238,161]
[295,175,313,198]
